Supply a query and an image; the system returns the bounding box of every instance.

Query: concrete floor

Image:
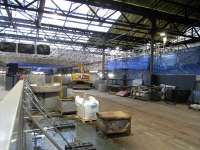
[1,86,199,150]
[71,89,200,150]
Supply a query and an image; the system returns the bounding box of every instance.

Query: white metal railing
[0,80,95,150]
[0,80,24,150]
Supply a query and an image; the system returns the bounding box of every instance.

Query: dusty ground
[1,86,199,150]
[73,89,200,150]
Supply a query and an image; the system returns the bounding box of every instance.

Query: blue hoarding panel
[107,46,200,75]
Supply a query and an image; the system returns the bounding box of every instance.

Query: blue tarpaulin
[7,62,66,75]
[106,46,200,75]
[107,55,149,70]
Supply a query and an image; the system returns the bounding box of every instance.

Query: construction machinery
[71,64,92,89]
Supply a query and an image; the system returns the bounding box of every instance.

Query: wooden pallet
[79,117,96,124]
[60,111,77,116]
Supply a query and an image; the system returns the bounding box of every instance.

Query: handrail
[24,80,72,148]
[0,80,24,150]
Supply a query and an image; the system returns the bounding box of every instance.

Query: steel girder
[0,0,199,51]
[67,0,200,25]
[36,0,46,27]
[0,16,149,48]
[0,2,198,37]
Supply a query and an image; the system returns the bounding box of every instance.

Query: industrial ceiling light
[160,32,166,37]
[163,36,167,45]
[66,74,71,77]
[98,72,103,78]
[108,72,115,79]
[89,70,98,73]
[31,71,44,74]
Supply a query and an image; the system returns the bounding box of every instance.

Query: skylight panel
[110,11,121,20]
[86,9,121,32]
[64,21,88,30]
[13,10,37,21]
[97,9,110,18]
[4,38,15,43]
[0,9,8,16]
[67,17,90,24]
[42,17,65,26]
[10,0,38,9]
[4,30,15,34]
[1,1,122,50]
[45,0,72,11]
[43,13,66,21]
[90,21,101,25]
[12,11,29,20]
[17,27,33,34]
[88,25,110,32]
[73,4,90,14]
[102,23,113,27]
[76,39,88,43]
[44,0,57,9]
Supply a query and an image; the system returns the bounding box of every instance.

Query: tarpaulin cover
[106,46,200,75]
[7,62,66,75]
[107,55,149,71]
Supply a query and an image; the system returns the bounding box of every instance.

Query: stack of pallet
[57,97,76,115]
[96,111,131,136]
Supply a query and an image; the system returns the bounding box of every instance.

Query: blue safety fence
[106,46,200,75]
[7,62,66,75]
[107,55,149,71]
[154,46,200,74]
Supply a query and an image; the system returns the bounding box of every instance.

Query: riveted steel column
[149,18,156,85]
[102,48,105,79]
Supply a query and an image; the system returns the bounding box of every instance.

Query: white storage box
[75,95,84,117]
[75,95,99,121]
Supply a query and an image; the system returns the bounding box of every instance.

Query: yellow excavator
[71,64,92,89]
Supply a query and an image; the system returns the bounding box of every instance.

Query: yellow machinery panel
[71,73,91,82]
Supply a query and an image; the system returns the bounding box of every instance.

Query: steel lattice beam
[66,0,200,25]
[0,2,198,38]
[0,0,199,52]
[2,0,15,28]
[0,16,149,43]
[0,2,149,29]
[36,0,46,27]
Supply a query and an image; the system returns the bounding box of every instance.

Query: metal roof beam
[36,0,46,27]
[0,2,150,30]
[0,32,91,46]
[169,38,200,46]
[0,28,139,48]
[2,0,15,28]
[14,0,23,7]
[25,0,38,8]
[0,16,148,42]
[162,0,200,14]
[1,15,198,46]
[66,0,200,25]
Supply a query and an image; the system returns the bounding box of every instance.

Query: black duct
[0,42,50,55]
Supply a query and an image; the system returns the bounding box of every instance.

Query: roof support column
[16,42,18,54]
[34,40,37,54]
[34,28,39,54]
[149,18,156,85]
[102,48,106,80]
